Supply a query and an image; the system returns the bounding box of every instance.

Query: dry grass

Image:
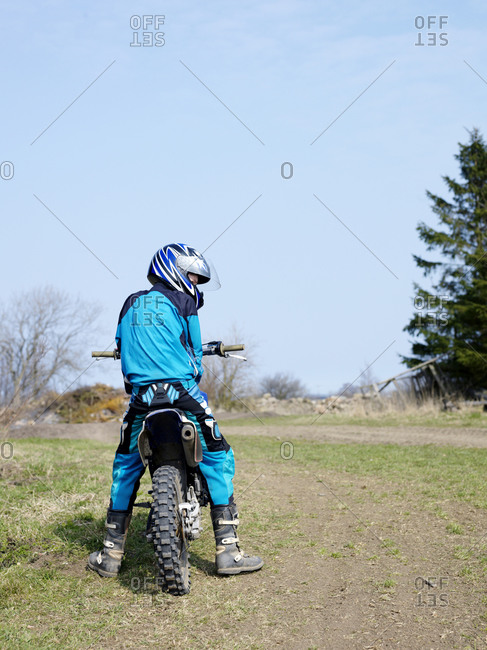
[329,392,446,418]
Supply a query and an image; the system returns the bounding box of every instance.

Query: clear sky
[1,1,486,395]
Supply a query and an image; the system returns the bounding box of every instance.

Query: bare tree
[335,364,378,397]
[199,325,255,410]
[260,372,306,400]
[0,286,100,413]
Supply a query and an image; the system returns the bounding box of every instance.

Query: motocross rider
[88,243,263,578]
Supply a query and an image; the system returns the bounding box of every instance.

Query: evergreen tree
[403,128,487,392]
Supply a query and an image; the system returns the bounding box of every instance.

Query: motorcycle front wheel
[150,465,190,595]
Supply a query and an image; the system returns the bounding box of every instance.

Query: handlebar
[91,343,245,359]
[91,350,120,359]
[202,342,244,357]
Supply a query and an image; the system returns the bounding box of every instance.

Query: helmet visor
[179,256,221,291]
[203,258,221,291]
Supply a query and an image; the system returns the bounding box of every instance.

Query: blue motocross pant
[109,380,235,512]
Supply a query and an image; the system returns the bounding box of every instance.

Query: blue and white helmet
[148,243,212,308]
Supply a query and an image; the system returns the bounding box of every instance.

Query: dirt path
[239,466,487,649]
[90,460,487,649]
[224,465,486,649]
[233,423,487,448]
[8,420,487,448]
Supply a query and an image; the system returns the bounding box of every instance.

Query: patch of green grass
[431,505,449,519]
[446,522,464,535]
[228,436,487,509]
[453,545,473,560]
[379,538,401,558]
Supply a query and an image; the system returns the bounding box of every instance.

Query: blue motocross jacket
[115,283,203,387]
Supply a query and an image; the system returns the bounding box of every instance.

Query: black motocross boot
[211,504,264,575]
[87,509,131,577]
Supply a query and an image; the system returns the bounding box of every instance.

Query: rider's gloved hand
[205,341,224,356]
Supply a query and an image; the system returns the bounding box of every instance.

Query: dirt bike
[91,341,245,596]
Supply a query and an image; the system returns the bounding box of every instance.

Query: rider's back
[116,282,203,386]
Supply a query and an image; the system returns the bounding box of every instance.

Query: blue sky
[1,1,486,395]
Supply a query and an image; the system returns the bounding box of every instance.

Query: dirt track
[7,420,487,448]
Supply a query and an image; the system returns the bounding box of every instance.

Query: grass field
[1,421,487,649]
[219,408,487,429]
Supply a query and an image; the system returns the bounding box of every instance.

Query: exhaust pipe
[181,422,203,467]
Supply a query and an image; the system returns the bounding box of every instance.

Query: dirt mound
[53,384,128,423]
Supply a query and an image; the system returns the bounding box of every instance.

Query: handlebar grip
[221,344,245,353]
[92,350,119,358]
